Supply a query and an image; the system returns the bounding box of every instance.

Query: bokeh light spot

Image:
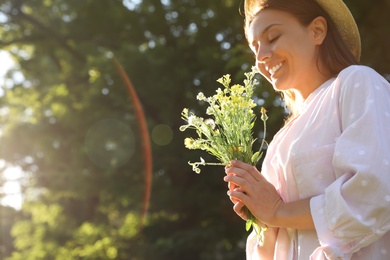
[151,124,173,146]
[85,119,135,169]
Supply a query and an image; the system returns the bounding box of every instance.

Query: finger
[229,186,245,204]
[226,164,252,180]
[225,165,236,177]
[228,188,239,203]
[228,181,237,191]
[229,195,240,204]
[224,174,248,189]
[233,203,268,229]
[226,163,259,188]
[226,165,259,185]
[226,169,235,190]
[230,160,264,182]
[225,166,240,190]
[228,188,249,205]
[233,201,248,220]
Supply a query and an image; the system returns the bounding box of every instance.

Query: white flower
[196,92,206,101]
[204,119,216,129]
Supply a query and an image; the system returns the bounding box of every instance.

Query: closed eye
[269,35,280,43]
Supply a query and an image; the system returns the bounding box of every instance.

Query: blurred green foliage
[0,0,388,259]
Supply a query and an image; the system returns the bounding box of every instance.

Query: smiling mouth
[269,62,283,76]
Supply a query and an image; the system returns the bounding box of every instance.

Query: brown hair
[244,0,359,117]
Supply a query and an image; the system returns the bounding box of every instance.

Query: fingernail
[227,191,231,196]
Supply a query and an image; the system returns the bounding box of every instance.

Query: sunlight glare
[1,164,23,210]
[122,0,142,11]
[0,50,15,97]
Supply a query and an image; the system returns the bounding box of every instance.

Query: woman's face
[247,9,327,98]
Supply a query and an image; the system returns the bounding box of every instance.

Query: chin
[271,80,285,92]
[271,77,292,92]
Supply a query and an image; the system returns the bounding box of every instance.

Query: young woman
[223,0,390,259]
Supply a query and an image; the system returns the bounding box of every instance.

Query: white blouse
[247,65,390,259]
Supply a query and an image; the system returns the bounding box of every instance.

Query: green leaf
[251,151,263,165]
[245,219,253,231]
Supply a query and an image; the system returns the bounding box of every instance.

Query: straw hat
[315,0,361,61]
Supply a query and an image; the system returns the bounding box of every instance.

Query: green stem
[258,117,267,154]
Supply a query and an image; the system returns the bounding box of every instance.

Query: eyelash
[269,36,280,43]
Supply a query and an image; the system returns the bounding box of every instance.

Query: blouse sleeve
[310,66,390,259]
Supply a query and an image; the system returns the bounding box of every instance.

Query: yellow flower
[261,107,268,121]
[231,84,245,95]
[228,146,244,153]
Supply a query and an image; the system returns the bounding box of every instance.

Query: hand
[224,160,284,227]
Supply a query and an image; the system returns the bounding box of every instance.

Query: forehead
[247,9,299,41]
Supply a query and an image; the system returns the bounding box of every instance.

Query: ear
[309,16,327,45]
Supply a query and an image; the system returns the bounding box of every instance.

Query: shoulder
[335,65,390,96]
[334,65,390,111]
[338,65,387,83]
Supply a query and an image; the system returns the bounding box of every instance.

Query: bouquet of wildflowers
[179,66,268,241]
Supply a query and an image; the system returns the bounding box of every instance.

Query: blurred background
[0,0,389,259]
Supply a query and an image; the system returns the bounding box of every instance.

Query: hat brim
[315,0,361,61]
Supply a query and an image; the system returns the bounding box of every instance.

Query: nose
[255,45,272,63]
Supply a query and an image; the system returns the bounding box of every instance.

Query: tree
[0,206,18,258]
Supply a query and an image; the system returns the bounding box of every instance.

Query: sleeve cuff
[310,195,351,260]
[311,195,336,245]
